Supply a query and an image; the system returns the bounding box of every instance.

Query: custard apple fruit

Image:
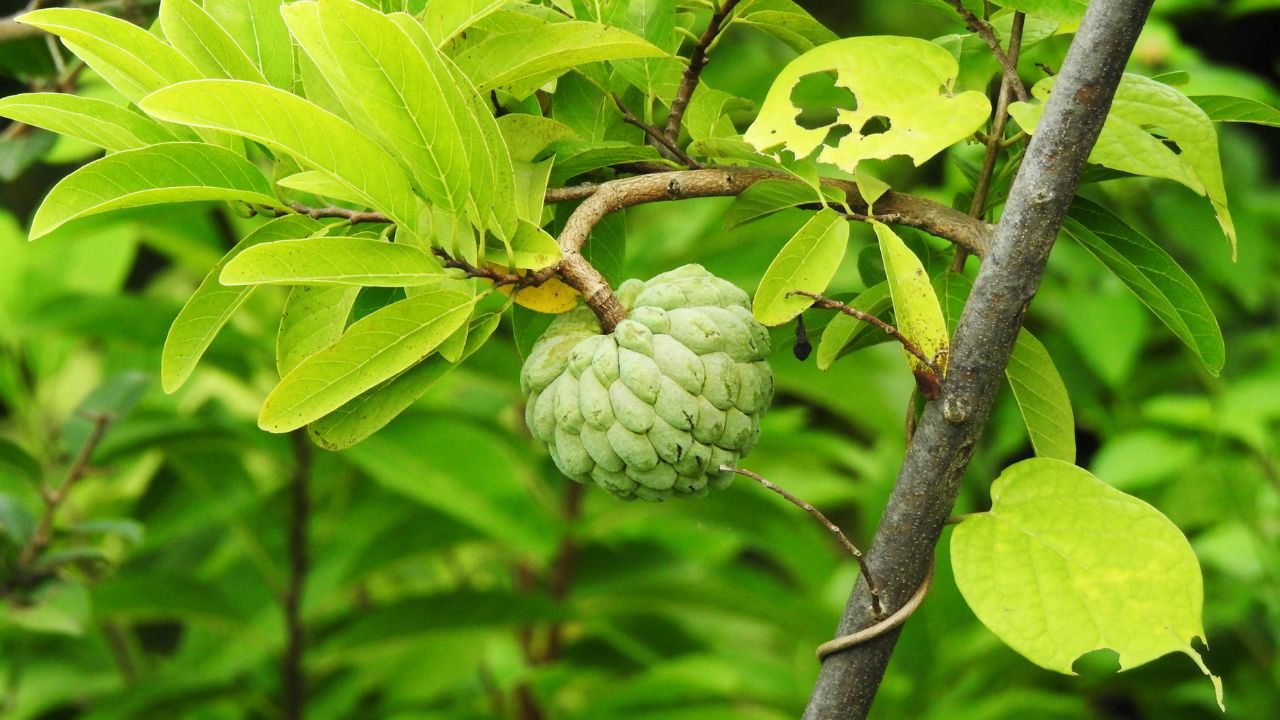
[520,264,774,501]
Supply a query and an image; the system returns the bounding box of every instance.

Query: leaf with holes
[744,36,990,171]
[1010,74,1235,256]
[952,459,1222,709]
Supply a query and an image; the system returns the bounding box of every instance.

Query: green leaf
[308,312,501,450]
[159,0,268,83]
[0,439,42,484]
[220,237,446,287]
[276,285,361,377]
[454,21,666,96]
[18,8,199,104]
[814,281,891,370]
[752,209,849,326]
[952,458,1222,709]
[1063,198,1225,376]
[1011,74,1235,255]
[276,170,368,206]
[733,0,839,53]
[504,220,562,271]
[258,289,477,432]
[993,0,1087,23]
[684,84,754,141]
[29,142,281,240]
[205,0,296,89]
[162,214,324,393]
[744,36,990,171]
[1190,95,1280,127]
[498,114,578,162]
[0,495,36,546]
[1007,331,1076,463]
[545,139,663,184]
[723,179,840,229]
[875,222,948,376]
[611,0,682,102]
[64,371,149,452]
[423,0,508,47]
[139,80,420,232]
[0,93,176,151]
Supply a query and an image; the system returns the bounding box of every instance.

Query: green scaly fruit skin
[521,264,774,501]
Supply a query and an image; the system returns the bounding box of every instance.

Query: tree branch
[803,1,1155,717]
[283,430,311,720]
[946,0,1029,102]
[664,0,743,141]
[612,93,701,168]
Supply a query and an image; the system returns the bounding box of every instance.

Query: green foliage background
[1,0,1277,718]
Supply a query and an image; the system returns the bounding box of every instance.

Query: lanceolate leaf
[733,0,839,53]
[0,93,176,151]
[1190,95,1280,127]
[1011,74,1236,255]
[875,222,948,375]
[220,238,446,287]
[952,459,1222,709]
[744,36,990,171]
[423,0,508,47]
[454,21,666,96]
[309,312,502,450]
[139,80,420,232]
[258,289,477,432]
[752,209,849,326]
[159,0,268,83]
[205,0,295,90]
[276,286,361,377]
[18,8,199,103]
[814,281,891,370]
[724,179,841,230]
[29,142,282,240]
[1063,198,1225,376]
[1007,331,1076,463]
[276,171,367,206]
[162,215,323,393]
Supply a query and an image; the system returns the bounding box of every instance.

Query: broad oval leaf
[744,36,990,171]
[30,142,281,240]
[1063,198,1225,376]
[221,237,445,287]
[139,80,419,232]
[162,215,323,393]
[1011,74,1235,255]
[454,21,666,96]
[1007,330,1076,463]
[309,312,501,450]
[952,458,1222,708]
[159,0,268,83]
[724,179,842,230]
[752,208,849,326]
[0,93,176,151]
[875,222,948,376]
[258,289,477,432]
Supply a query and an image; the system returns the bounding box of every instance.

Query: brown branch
[815,557,934,659]
[793,291,943,396]
[720,466,882,618]
[282,430,311,720]
[16,412,113,570]
[611,93,701,168]
[432,248,524,286]
[946,0,1028,102]
[287,202,389,225]
[664,0,743,141]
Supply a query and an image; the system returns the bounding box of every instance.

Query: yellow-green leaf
[752,208,849,326]
[220,237,446,286]
[0,93,176,151]
[875,222,947,375]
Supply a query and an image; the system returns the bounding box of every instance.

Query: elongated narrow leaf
[221,238,445,287]
[454,21,665,95]
[952,459,1222,709]
[875,222,948,376]
[314,0,471,219]
[259,289,477,432]
[0,93,176,151]
[162,215,323,393]
[159,0,267,83]
[309,312,501,450]
[1190,95,1280,127]
[139,80,419,231]
[724,179,841,229]
[1007,331,1076,462]
[30,142,281,240]
[1063,198,1224,375]
[18,8,199,103]
[205,0,295,89]
[423,0,507,47]
[733,0,838,53]
[752,209,848,326]
[814,281,891,370]
[276,170,367,205]
[277,285,360,377]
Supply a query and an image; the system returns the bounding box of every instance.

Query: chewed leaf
[952,459,1223,710]
[744,36,990,172]
[1010,74,1235,257]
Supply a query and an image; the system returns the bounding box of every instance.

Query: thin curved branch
[946,0,1029,102]
[664,0,743,140]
